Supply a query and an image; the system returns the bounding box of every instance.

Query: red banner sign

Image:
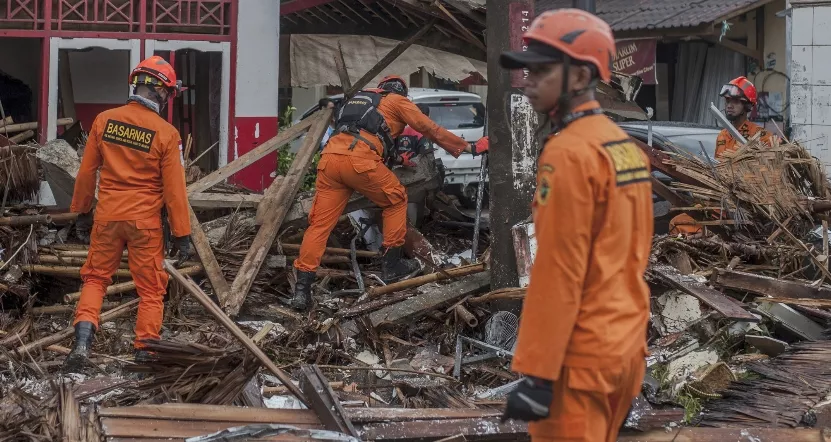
[509,1,534,88]
[614,39,657,84]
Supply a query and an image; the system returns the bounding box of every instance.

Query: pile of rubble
[638,133,831,431]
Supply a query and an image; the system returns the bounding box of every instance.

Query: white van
[295,88,487,196]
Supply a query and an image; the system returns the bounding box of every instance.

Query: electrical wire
[751,68,791,117]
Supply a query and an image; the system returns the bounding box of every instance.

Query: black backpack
[334,90,396,162]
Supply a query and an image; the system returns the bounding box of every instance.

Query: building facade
[0,0,280,190]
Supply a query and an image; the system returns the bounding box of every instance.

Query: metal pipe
[573,0,595,13]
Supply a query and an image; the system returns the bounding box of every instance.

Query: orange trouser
[529,353,645,442]
[295,153,407,272]
[74,218,168,349]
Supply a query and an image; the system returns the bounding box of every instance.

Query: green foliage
[675,389,703,424]
[276,105,320,192]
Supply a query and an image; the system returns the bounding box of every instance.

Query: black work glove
[169,236,191,267]
[502,376,554,423]
[75,211,93,244]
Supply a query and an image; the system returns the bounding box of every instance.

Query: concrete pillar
[233,0,280,191]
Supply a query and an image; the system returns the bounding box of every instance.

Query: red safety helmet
[378,75,408,96]
[129,56,182,98]
[720,76,757,106]
[501,9,615,82]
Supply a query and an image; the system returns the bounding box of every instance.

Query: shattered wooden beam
[255,176,284,225]
[433,1,485,50]
[367,262,486,298]
[335,41,353,91]
[189,192,263,209]
[344,18,437,97]
[712,268,831,300]
[300,365,360,437]
[650,175,689,207]
[225,110,333,316]
[359,416,526,440]
[618,427,828,441]
[369,271,490,327]
[651,265,759,321]
[189,204,232,305]
[187,116,315,194]
[8,298,139,358]
[164,261,310,406]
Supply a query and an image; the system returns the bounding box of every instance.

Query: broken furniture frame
[453,335,514,379]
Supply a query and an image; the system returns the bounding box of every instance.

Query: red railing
[0,0,233,35]
[1,0,43,29]
[149,0,231,34]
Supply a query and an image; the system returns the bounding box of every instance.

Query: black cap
[500,40,565,69]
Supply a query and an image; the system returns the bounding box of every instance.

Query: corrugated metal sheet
[536,0,772,31]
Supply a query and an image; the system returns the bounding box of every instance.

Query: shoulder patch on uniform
[541,164,554,173]
[717,139,727,146]
[602,139,649,187]
[536,175,551,206]
[102,119,156,154]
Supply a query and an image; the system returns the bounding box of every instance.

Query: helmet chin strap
[550,56,596,131]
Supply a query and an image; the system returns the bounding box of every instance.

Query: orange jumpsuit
[512,101,652,442]
[71,101,190,348]
[294,93,468,272]
[715,120,773,158]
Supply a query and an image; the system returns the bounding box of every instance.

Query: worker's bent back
[70,101,190,238]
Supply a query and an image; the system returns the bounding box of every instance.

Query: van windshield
[426,103,486,130]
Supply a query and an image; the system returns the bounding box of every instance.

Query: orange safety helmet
[129,56,181,98]
[378,75,408,96]
[720,76,757,106]
[500,9,615,82]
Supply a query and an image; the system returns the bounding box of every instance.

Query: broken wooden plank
[754,301,824,341]
[188,203,232,305]
[359,416,526,441]
[712,268,831,300]
[98,403,319,424]
[651,265,759,322]
[8,298,139,358]
[224,109,333,316]
[763,297,831,308]
[279,243,379,258]
[344,18,437,97]
[366,263,486,298]
[618,428,828,442]
[300,365,359,438]
[433,1,485,50]
[164,261,309,406]
[335,41,353,91]
[189,192,263,209]
[186,115,315,194]
[369,271,490,327]
[255,176,284,225]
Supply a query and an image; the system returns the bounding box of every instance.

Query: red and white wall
[231,0,280,191]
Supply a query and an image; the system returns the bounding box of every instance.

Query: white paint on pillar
[236,0,280,118]
[509,94,539,192]
[255,122,260,139]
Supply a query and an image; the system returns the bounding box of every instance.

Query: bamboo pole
[0,118,73,134]
[64,265,203,302]
[366,263,487,298]
[23,265,132,279]
[279,243,379,258]
[7,298,139,358]
[39,255,130,269]
[0,214,52,226]
[163,261,309,406]
[9,130,34,144]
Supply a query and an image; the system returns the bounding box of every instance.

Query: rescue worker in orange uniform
[289,76,488,310]
[715,76,773,158]
[668,76,775,235]
[499,9,652,441]
[64,56,191,371]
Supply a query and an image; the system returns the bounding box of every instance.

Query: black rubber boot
[63,321,95,373]
[288,270,316,311]
[134,350,154,363]
[382,246,420,283]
